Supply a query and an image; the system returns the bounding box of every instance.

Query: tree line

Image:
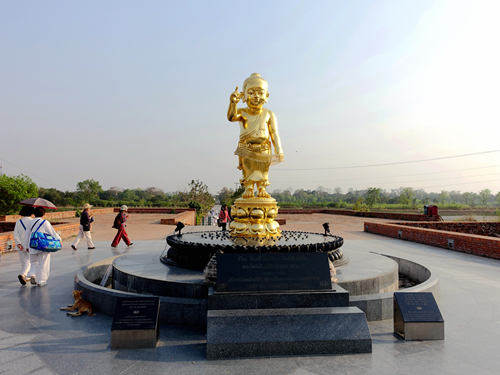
[266,186,500,209]
[1,173,499,216]
[0,175,215,218]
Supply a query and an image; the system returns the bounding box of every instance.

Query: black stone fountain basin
[162,230,345,271]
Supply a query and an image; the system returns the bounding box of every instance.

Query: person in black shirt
[71,203,95,250]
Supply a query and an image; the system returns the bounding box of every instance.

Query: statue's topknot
[243,73,268,92]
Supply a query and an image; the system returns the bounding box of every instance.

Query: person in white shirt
[23,207,62,287]
[14,206,35,285]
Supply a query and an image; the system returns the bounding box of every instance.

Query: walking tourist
[24,207,62,287]
[218,205,230,231]
[111,205,133,247]
[210,208,217,225]
[71,203,95,250]
[14,206,35,285]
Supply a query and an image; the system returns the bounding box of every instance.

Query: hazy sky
[1,0,499,195]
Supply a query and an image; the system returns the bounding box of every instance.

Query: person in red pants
[111,205,133,248]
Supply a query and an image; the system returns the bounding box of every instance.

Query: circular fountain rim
[166,230,344,254]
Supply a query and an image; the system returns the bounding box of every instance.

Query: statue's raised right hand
[230,86,241,103]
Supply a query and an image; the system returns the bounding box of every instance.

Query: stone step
[208,285,349,310]
[206,306,372,359]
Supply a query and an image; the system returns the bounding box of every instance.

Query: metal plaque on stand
[394,292,444,341]
[111,297,160,349]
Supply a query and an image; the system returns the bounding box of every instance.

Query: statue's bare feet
[242,188,255,198]
[257,188,271,198]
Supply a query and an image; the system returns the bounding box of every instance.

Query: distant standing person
[112,205,133,248]
[14,206,35,285]
[210,208,217,226]
[219,205,230,232]
[71,203,95,250]
[24,207,62,287]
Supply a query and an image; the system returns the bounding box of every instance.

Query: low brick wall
[88,208,115,215]
[160,211,196,226]
[0,208,115,223]
[364,221,500,260]
[393,222,500,237]
[0,222,16,233]
[279,209,440,221]
[0,233,15,253]
[0,222,80,254]
[114,208,196,214]
[0,211,76,222]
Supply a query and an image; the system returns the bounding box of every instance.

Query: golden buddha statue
[227,73,284,237]
[227,73,284,198]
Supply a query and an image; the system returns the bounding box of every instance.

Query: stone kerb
[74,256,207,327]
[349,253,440,321]
[365,221,500,260]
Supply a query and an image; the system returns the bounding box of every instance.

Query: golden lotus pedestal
[229,197,281,237]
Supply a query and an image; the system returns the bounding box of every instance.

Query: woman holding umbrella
[20,198,61,287]
[13,206,35,285]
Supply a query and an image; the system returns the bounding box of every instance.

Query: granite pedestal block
[208,285,349,310]
[206,306,372,359]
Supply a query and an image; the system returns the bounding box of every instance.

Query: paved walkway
[1,215,499,374]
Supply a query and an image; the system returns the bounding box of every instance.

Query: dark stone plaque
[111,297,160,349]
[216,252,332,293]
[394,292,444,341]
[394,292,443,322]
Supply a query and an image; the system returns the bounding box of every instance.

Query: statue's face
[245,85,269,108]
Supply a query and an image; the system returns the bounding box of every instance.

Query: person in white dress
[14,206,35,285]
[23,207,62,287]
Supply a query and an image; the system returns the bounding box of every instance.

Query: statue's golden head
[242,73,269,106]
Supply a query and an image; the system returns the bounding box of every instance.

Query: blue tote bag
[29,219,62,252]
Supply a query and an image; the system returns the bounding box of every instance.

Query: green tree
[449,190,462,204]
[352,198,369,212]
[0,174,38,215]
[479,189,491,206]
[399,187,415,206]
[179,180,215,219]
[217,187,232,205]
[462,192,473,205]
[38,187,65,206]
[217,186,245,207]
[438,190,449,205]
[118,189,139,201]
[365,187,381,209]
[76,179,103,202]
[496,191,500,206]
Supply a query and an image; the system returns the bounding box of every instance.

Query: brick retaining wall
[160,211,196,226]
[0,208,114,222]
[113,208,196,214]
[364,221,500,260]
[279,209,440,221]
[393,221,500,237]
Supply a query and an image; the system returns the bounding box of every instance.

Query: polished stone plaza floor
[1,227,500,374]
